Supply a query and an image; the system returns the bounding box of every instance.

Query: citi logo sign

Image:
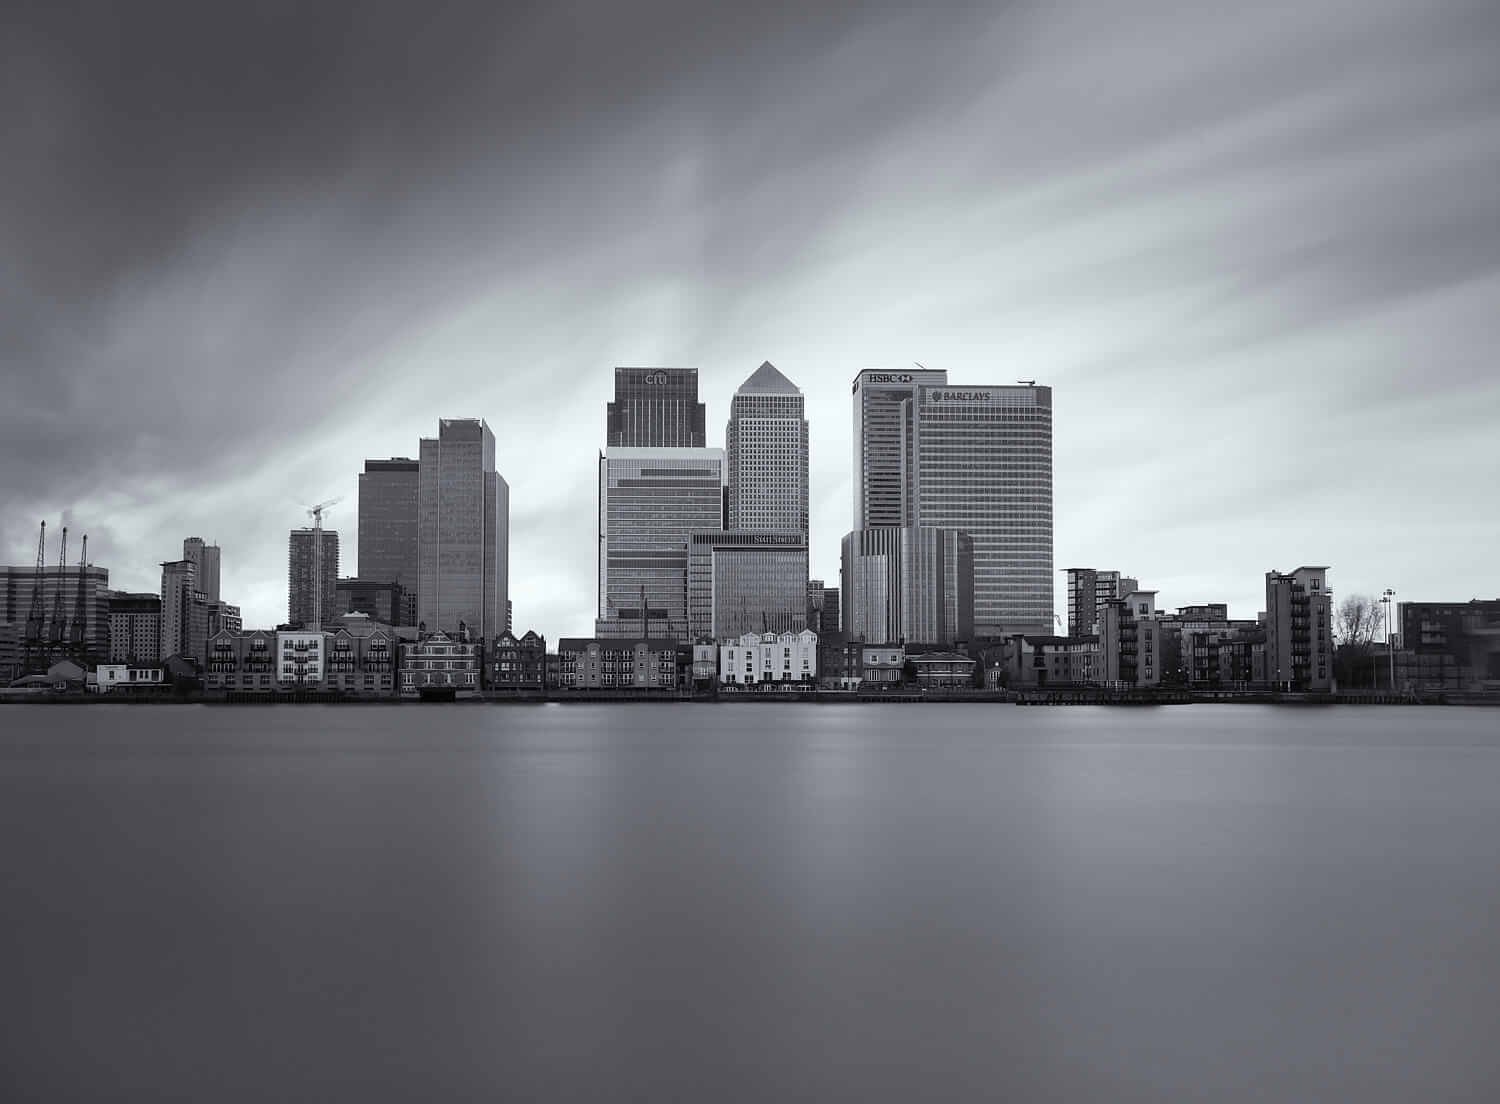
[643,371,671,385]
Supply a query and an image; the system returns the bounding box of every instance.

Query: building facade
[687,530,808,639]
[841,526,974,646]
[107,591,161,663]
[182,538,221,604]
[556,638,682,691]
[1008,634,1103,688]
[725,361,809,534]
[1064,568,1139,637]
[399,629,482,698]
[1099,590,1162,689]
[607,367,706,447]
[358,457,420,625]
[160,559,208,664]
[852,370,1053,637]
[418,420,509,640]
[597,447,724,640]
[489,629,547,693]
[287,529,339,630]
[718,630,818,687]
[94,664,166,693]
[1264,567,1333,692]
[336,578,406,626]
[1398,599,1500,692]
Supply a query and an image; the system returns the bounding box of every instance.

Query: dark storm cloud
[2,0,1497,628]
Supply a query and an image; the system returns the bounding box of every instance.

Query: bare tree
[1335,594,1385,647]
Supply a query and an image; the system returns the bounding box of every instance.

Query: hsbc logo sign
[853,371,913,392]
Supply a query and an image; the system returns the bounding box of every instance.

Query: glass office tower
[358,457,420,625]
[852,370,1053,638]
[597,447,724,640]
[417,419,508,640]
[726,361,809,534]
[687,530,809,639]
[607,368,707,447]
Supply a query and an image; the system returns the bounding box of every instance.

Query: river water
[2,703,1498,1101]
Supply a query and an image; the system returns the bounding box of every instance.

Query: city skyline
[3,2,1497,635]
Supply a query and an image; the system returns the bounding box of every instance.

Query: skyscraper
[161,559,208,662]
[182,537,220,604]
[597,447,724,639]
[852,369,1053,637]
[417,419,509,639]
[607,368,706,447]
[840,526,974,646]
[726,361,809,534]
[358,457,420,624]
[287,529,339,630]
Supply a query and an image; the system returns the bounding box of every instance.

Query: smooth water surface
[2,704,1498,1101]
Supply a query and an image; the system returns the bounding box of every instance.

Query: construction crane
[305,497,342,631]
[23,521,47,673]
[69,534,90,663]
[48,527,69,656]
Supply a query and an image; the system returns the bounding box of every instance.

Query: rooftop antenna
[1017,378,1036,386]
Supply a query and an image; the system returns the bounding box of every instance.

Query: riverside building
[287,529,339,630]
[417,419,509,640]
[1064,568,1138,637]
[1264,566,1333,692]
[687,530,808,639]
[181,538,221,604]
[852,369,1053,637]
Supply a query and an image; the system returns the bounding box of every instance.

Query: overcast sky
[3,0,1497,635]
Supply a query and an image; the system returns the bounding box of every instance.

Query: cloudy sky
[3,0,1497,635]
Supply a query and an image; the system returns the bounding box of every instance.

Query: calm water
[2,704,1498,1101]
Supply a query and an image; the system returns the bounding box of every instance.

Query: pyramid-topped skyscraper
[725,361,808,533]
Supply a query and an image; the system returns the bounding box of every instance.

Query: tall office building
[687,530,808,639]
[161,559,209,663]
[607,368,706,447]
[107,592,161,663]
[182,538,221,604]
[1065,568,1139,637]
[852,369,1053,637]
[0,562,111,660]
[840,527,974,646]
[287,529,339,630]
[358,457,420,624]
[597,447,724,640]
[726,361,809,534]
[417,419,509,639]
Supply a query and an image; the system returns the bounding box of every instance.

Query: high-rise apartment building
[840,527,974,646]
[596,447,724,640]
[726,361,809,534]
[358,457,420,624]
[607,368,706,447]
[687,530,808,639]
[1065,568,1139,637]
[417,419,509,639]
[182,538,221,604]
[1265,566,1333,692]
[161,559,209,663]
[287,529,339,630]
[852,369,1053,637]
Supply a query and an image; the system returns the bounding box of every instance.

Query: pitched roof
[736,360,800,395]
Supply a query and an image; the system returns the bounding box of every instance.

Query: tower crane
[305,497,342,631]
[23,521,47,673]
[70,534,90,663]
[48,527,69,655]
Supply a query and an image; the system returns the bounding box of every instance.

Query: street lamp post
[1381,588,1396,691]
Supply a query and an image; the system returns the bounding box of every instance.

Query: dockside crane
[69,534,90,664]
[22,521,47,673]
[47,527,69,659]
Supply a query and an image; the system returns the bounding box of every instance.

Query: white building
[92,664,165,692]
[719,629,817,687]
[277,630,325,687]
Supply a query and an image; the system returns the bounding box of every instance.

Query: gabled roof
[736,360,800,395]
